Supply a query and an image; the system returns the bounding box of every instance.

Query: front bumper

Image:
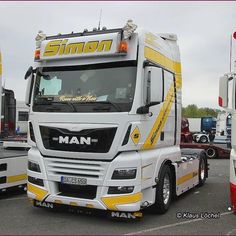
[27,147,142,212]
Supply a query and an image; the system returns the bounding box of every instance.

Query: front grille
[58,183,97,199]
[45,158,107,180]
[40,126,117,153]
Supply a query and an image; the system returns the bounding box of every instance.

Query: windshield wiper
[91,100,122,112]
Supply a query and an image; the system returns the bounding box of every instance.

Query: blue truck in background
[201,117,217,133]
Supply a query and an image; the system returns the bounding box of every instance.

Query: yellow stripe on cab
[142,83,175,150]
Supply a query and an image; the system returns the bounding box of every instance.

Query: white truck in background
[188,118,201,133]
[219,32,236,212]
[16,101,29,135]
[24,20,208,219]
[0,48,27,192]
[214,111,231,145]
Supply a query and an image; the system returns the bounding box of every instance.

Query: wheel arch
[157,160,176,197]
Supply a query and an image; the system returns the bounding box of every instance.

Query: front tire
[151,165,173,214]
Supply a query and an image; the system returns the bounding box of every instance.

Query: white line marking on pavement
[227,228,236,235]
[124,211,233,235]
[0,196,27,201]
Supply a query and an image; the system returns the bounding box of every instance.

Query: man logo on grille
[55,136,93,145]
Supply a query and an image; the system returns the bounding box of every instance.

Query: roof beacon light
[119,41,128,53]
[35,30,46,49]
[34,49,40,61]
[123,19,137,40]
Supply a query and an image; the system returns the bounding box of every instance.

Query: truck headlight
[28,161,41,173]
[112,168,137,179]
[108,186,134,194]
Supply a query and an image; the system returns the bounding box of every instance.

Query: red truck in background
[181,117,193,143]
[181,118,230,159]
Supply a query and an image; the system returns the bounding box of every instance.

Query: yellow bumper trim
[7,173,27,183]
[27,183,48,201]
[70,202,78,206]
[55,200,63,204]
[101,192,142,211]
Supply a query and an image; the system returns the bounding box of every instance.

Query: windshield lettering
[33,64,137,113]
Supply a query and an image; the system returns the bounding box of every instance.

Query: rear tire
[198,156,207,186]
[151,165,173,214]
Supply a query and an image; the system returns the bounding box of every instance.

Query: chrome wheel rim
[163,174,170,205]
[201,136,207,143]
[200,160,205,180]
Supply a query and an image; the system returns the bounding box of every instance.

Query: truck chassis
[180,143,230,159]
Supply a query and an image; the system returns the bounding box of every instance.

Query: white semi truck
[219,32,236,212]
[25,21,208,218]
[0,49,27,192]
[16,101,29,135]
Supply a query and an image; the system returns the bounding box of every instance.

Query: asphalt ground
[0,158,235,235]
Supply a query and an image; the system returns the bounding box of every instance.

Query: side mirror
[25,67,34,106]
[137,66,163,114]
[24,66,33,80]
[219,75,228,108]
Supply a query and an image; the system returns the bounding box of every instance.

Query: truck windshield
[33,62,137,113]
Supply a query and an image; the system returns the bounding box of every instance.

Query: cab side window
[163,70,174,99]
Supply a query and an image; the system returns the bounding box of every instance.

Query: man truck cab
[25,21,207,218]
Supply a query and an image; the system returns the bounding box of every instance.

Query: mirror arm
[148,101,160,106]
[137,105,149,114]
[24,66,35,80]
[136,102,161,114]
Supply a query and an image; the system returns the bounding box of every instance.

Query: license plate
[61,176,87,185]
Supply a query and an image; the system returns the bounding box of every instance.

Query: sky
[0,1,235,108]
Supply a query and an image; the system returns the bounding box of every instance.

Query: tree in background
[182,104,220,118]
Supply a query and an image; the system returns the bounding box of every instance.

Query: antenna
[98,9,102,30]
